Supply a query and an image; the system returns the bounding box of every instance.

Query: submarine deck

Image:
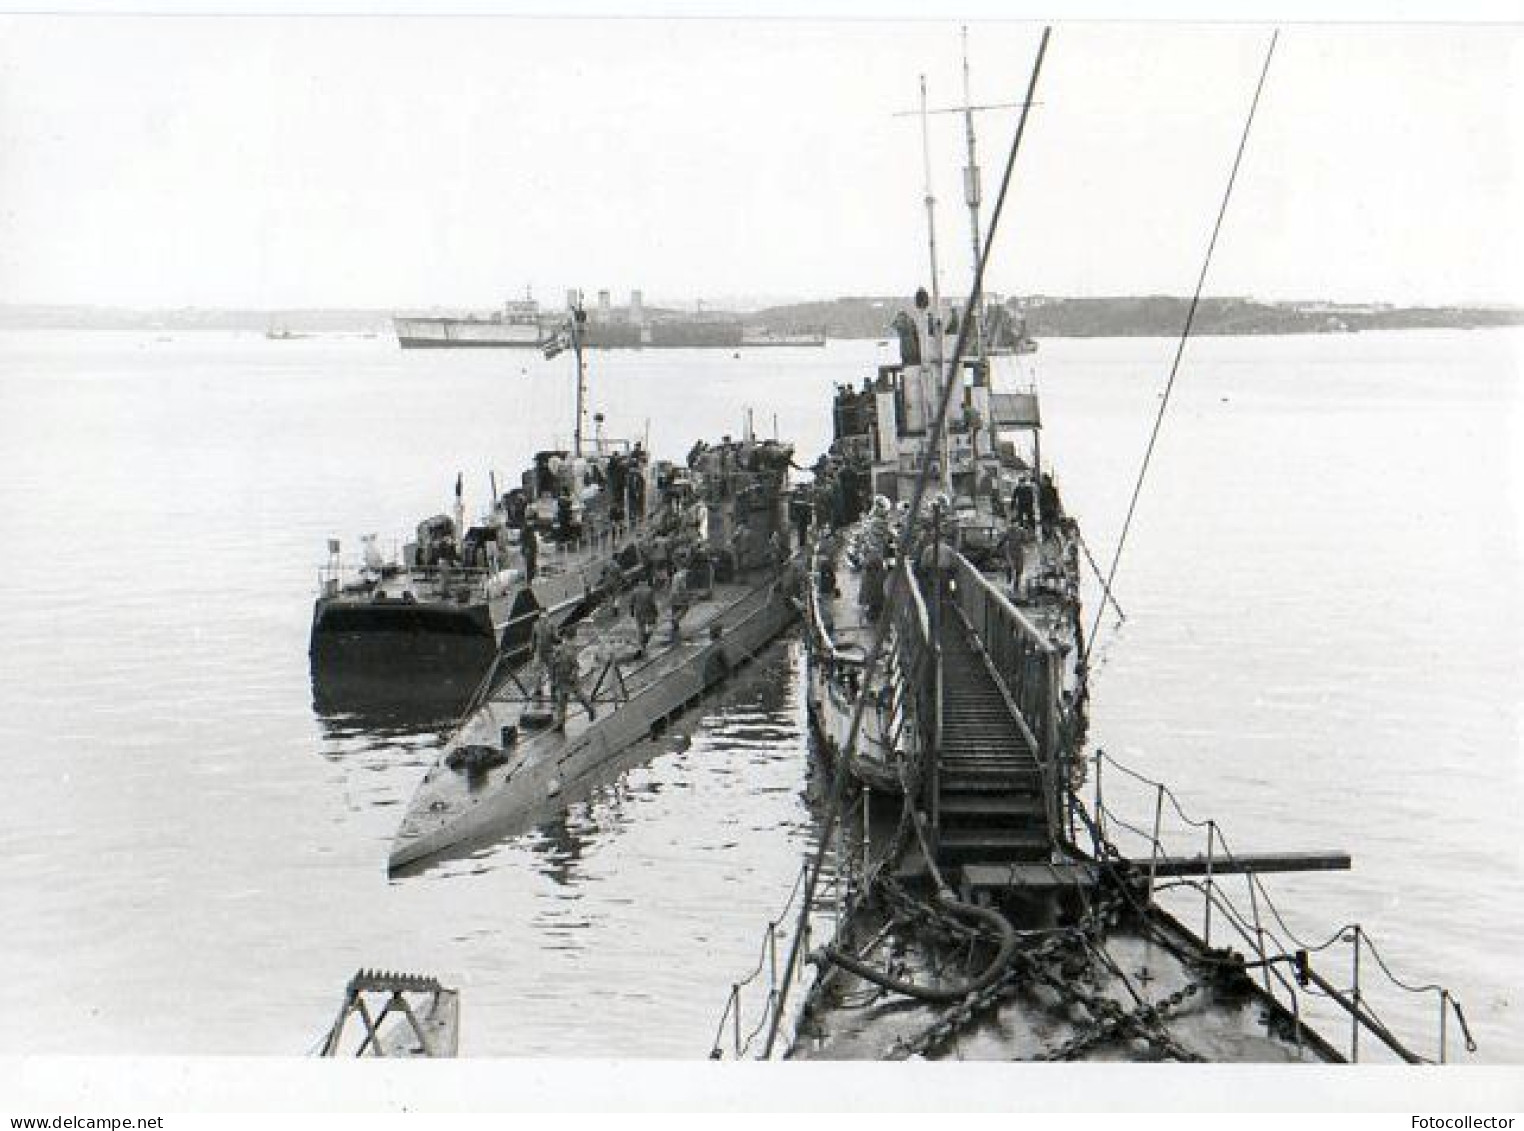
[389,571,798,872]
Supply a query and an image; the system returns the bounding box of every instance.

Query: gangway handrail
[889,557,932,648]
[951,550,1055,653]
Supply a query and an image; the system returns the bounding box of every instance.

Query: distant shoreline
[1,295,1518,338]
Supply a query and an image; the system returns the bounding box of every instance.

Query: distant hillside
[3,296,1519,337]
[747,296,913,339]
[752,295,1524,339]
[1023,296,1524,337]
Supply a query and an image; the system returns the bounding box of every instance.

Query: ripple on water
[1,333,1518,1058]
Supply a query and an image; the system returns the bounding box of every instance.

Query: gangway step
[940,746,1036,763]
[941,774,1042,794]
[941,759,1040,776]
[937,827,1051,860]
[937,793,1046,818]
[938,722,1036,740]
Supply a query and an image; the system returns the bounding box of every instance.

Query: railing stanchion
[1246,872,1270,994]
[1292,982,1303,1058]
[768,923,778,988]
[1147,781,1164,897]
[1439,988,1449,1064]
[1093,750,1105,849]
[1351,925,1362,1063]
[834,822,844,930]
[1203,819,1216,946]
[732,985,742,1056]
[861,785,871,873]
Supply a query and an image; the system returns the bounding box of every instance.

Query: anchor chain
[1032,972,1205,1062]
[874,868,1205,1062]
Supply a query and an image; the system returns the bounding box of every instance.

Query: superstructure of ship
[983,298,1039,354]
[393,287,825,351]
[311,300,655,714]
[804,292,1084,801]
[707,28,1473,1066]
[389,430,803,873]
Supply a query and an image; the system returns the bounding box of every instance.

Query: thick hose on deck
[819,895,1018,1004]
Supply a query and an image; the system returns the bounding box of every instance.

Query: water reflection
[309,664,477,730]
[530,809,592,888]
[313,705,451,747]
[341,639,812,887]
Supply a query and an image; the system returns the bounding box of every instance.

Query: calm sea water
[0,328,1517,1061]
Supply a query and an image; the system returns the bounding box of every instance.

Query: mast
[918,75,953,498]
[960,26,988,364]
[570,293,588,458]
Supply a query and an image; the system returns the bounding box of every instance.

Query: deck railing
[885,560,939,817]
[707,844,856,1059]
[1084,748,1476,1064]
[948,552,1059,754]
[316,522,641,597]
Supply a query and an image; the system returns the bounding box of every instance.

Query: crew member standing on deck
[668,561,692,643]
[521,521,539,583]
[768,528,789,573]
[727,520,751,579]
[861,548,886,621]
[550,623,597,731]
[790,491,812,550]
[1014,477,1038,531]
[629,575,659,656]
[597,556,624,603]
[530,612,558,698]
[649,531,672,589]
[1038,472,1061,524]
[1009,528,1028,592]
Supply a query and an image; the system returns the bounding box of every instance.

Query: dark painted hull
[309,602,499,717]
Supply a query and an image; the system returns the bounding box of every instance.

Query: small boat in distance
[266,317,307,341]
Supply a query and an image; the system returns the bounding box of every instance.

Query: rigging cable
[757,25,1053,1059]
[1080,30,1279,675]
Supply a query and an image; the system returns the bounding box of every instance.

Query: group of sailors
[505,443,653,573]
[805,450,873,535]
[808,463,1080,630]
[526,509,796,732]
[999,470,1062,532]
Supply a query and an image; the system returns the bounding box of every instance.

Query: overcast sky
[0,14,1519,309]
